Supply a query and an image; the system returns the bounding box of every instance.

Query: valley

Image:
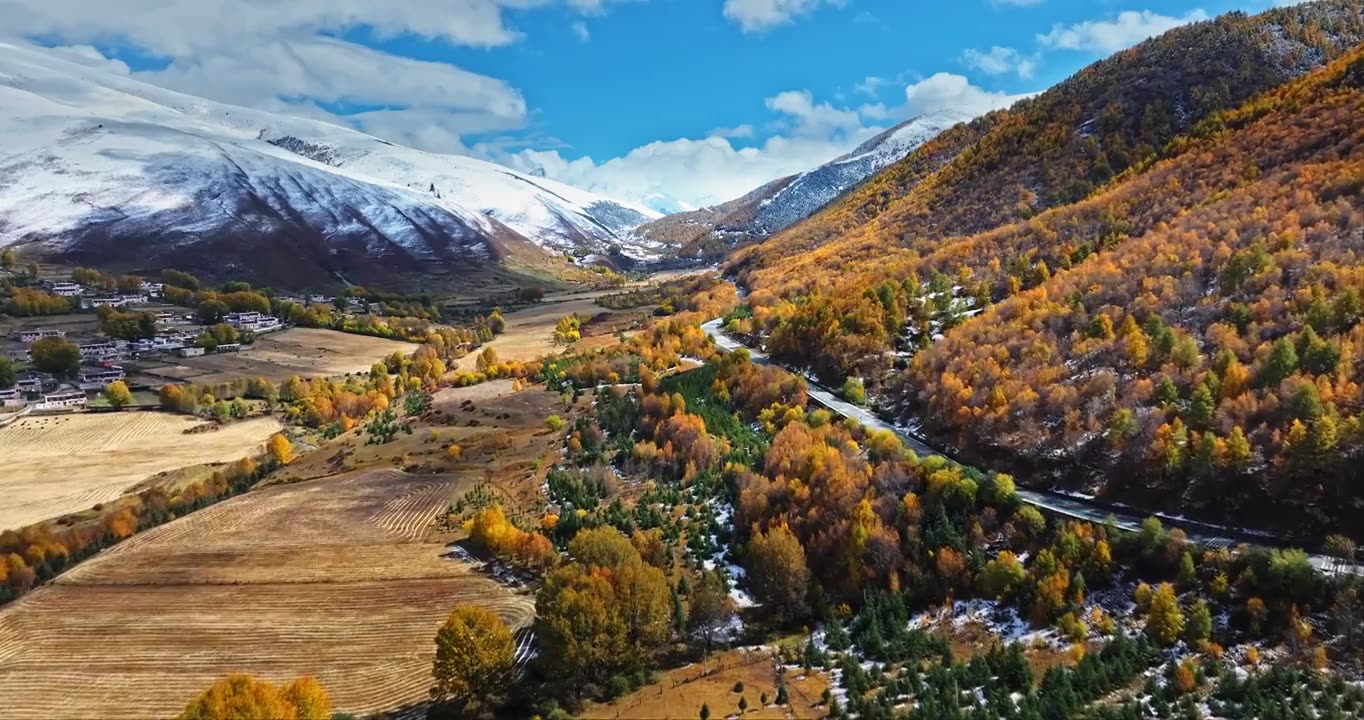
[5,1,1364,718]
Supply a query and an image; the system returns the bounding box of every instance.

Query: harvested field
[455,297,645,371]
[0,412,281,532]
[579,647,831,720]
[0,468,534,719]
[136,328,417,385]
[0,390,560,719]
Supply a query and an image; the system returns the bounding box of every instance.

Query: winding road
[701,319,1359,575]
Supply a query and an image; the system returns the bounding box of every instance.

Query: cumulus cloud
[507,74,1025,211]
[44,43,132,74]
[0,0,635,154]
[765,90,863,136]
[1038,9,1209,54]
[902,73,1024,117]
[961,46,1037,79]
[722,0,847,33]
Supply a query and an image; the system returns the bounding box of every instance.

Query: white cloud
[722,0,847,33]
[1038,9,1209,54]
[572,21,591,42]
[992,0,1043,6]
[709,124,756,139]
[902,73,1023,117]
[506,75,1024,211]
[961,46,1037,79]
[765,90,863,136]
[45,43,131,74]
[854,75,889,97]
[0,0,636,154]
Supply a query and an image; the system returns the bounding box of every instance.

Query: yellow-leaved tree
[178,673,330,720]
[268,433,293,466]
[104,380,134,409]
[431,605,516,714]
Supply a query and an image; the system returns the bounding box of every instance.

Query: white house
[0,387,23,407]
[18,328,65,342]
[245,316,282,332]
[79,340,127,361]
[216,343,242,353]
[178,346,206,358]
[83,296,134,309]
[49,282,82,297]
[77,366,126,391]
[141,281,164,296]
[15,372,47,393]
[224,311,262,326]
[34,390,87,410]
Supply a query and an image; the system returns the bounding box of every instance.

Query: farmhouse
[82,296,136,309]
[77,366,126,391]
[141,281,164,296]
[224,311,262,326]
[245,316,283,332]
[216,343,242,353]
[225,312,283,332]
[0,387,22,407]
[133,333,195,353]
[34,389,87,410]
[178,347,206,358]
[15,372,48,393]
[17,328,65,342]
[9,349,31,362]
[79,340,127,361]
[48,282,83,297]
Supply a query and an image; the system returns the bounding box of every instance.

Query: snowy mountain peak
[0,41,660,287]
[631,108,972,252]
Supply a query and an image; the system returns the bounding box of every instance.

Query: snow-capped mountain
[0,42,660,286]
[631,111,972,254]
[749,110,974,234]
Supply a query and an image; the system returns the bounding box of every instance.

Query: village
[0,277,299,414]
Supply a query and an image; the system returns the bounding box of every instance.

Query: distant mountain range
[630,110,977,256]
[0,42,660,288]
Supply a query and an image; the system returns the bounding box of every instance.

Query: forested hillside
[721,0,1364,538]
[908,43,1364,534]
[731,0,1364,298]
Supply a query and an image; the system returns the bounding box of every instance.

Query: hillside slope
[732,0,1364,296]
[721,0,1364,538]
[0,42,660,287]
[633,111,974,257]
[903,42,1364,536]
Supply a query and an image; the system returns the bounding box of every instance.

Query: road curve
[701,319,1358,575]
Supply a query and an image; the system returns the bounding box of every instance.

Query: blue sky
[6,0,1294,209]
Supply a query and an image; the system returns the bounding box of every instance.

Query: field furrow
[0,466,530,719]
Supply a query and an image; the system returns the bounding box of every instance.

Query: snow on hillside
[0,41,661,279]
[748,110,973,234]
[631,110,972,253]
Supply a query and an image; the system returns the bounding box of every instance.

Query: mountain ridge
[631,110,976,257]
[0,41,660,287]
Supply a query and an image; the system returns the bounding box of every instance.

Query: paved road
[701,319,1356,574]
